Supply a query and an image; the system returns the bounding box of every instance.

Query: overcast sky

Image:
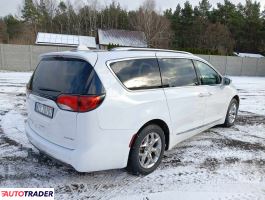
[0,0,265,17]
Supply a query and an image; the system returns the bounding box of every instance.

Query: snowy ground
[0,72,265,200]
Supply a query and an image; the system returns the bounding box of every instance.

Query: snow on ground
[231,76,265,116]
[0,72,265,200]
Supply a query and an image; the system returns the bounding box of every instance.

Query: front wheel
[127,124,165,175]
[223,98,239,127]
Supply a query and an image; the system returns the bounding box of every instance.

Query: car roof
[40,48,208,66]
[96,47,196,60]
[95,49,208,65]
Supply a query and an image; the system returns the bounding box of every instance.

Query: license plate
[35,102,54,118]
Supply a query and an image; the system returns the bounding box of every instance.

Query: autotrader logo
[0,188,54,199]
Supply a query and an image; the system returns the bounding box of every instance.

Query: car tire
[127,124,165,175]
[223,98,239,127]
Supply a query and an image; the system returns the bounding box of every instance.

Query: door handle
[198,92,213,97]
[198,93,206,97]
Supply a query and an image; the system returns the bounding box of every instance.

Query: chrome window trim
[106,55,224,93]
[192,59,223,86]
[157,57,200,88]
[106,57,163,93]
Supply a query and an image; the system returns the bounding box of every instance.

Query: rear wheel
[127,124,165,175]
[223,98,239,127]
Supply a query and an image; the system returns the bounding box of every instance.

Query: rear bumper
[26,122,73,165]
[25,121,133,172]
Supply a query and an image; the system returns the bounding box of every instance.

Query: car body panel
[25,49,239,172]
[27,93,77,149]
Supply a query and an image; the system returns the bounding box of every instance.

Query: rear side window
[194,61,222,85]
[158,58,198,87]
[29,57,105,99]
[110,59,162,90]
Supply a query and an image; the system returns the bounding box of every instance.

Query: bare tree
[129,0,172,48]
[142,0,155,12]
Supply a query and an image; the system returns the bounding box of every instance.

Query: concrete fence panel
[2,44,31,71]
[0,44,4,70]
[0,44,73,71]
[31,46,72,70]
[57,46,73,51]
[196,54,210,62]
[31,46,60,70]
[209,55,227,75]
[256,59,265,76]
[0,44,264,76]
[241,58,259,76]
[226,56,243,76]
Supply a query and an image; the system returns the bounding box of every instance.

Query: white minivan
[26,47,239,175]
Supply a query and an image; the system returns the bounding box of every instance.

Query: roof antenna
[77,45,90,51]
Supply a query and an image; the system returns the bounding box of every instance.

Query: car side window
[194,61,221,85]
[110,58,162,90]
[158,58,199,87]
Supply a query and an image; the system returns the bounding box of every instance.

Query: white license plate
[35,102,54,118]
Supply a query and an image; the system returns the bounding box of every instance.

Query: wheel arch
[233,95,240,104]
[132,119,170,151]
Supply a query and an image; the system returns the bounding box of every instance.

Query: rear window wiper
[38,87,61,92]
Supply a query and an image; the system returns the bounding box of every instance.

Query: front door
[193,60,227,124]
[157,57,207,135]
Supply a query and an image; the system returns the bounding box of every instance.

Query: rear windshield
[29,57,105,99]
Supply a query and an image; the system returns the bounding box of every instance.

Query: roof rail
[111,47,193,55]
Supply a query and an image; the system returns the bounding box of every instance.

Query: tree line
[0,0,264,55]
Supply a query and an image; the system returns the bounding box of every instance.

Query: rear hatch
[27,56,105,149]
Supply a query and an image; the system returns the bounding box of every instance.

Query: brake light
[57,95,79,111]
[78,96,103,112]
[56,95,104,112]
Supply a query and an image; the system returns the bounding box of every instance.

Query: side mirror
[223,77,231,85]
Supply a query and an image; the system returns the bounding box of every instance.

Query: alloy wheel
[138,132,162,169]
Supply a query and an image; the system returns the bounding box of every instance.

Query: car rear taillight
[56,95,105,112]
[57,95,79,111]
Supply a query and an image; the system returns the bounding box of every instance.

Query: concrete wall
[0,44,72,71]
[0,44,265,76]
[196,54,265,76]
